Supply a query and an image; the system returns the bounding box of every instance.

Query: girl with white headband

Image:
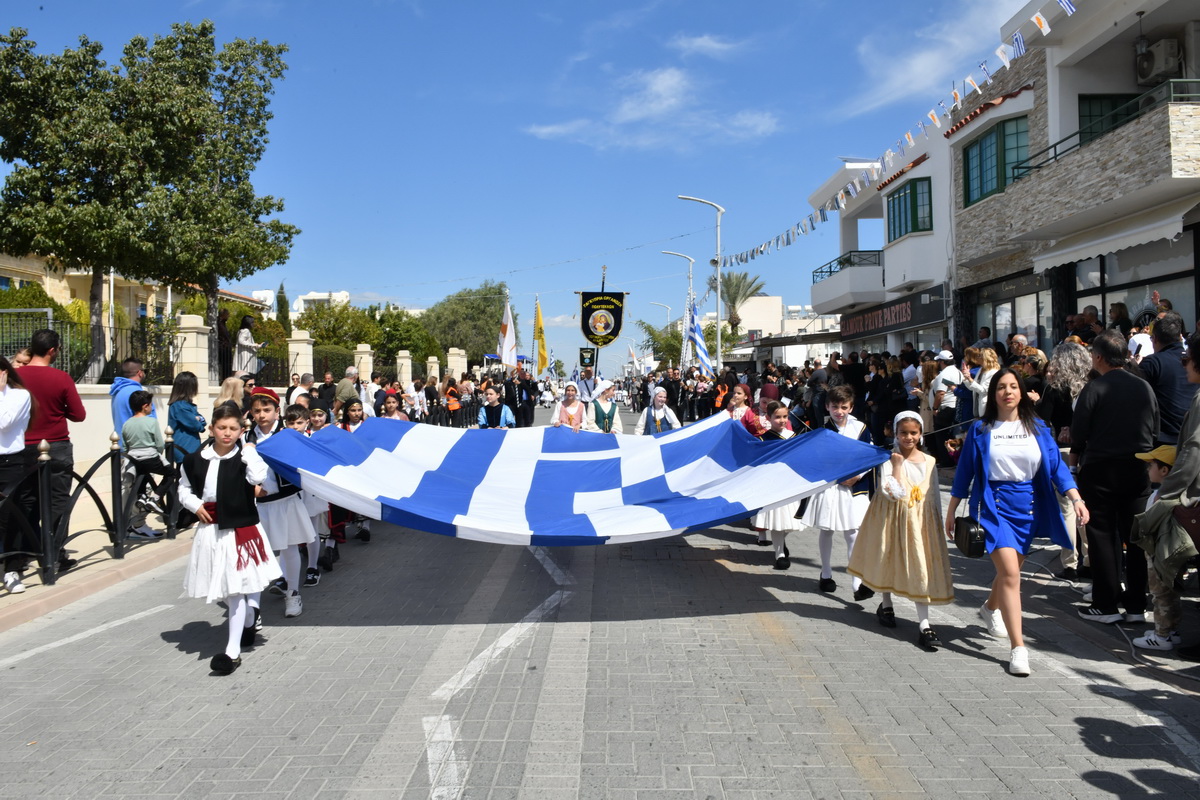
[848,410,955,651]
[634,386,681,435]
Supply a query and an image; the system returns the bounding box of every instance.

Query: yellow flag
[534,299,548,376]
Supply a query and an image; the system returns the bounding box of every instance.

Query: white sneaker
[284,592,303,618]
[1008,646,1031,676]
[1133,631,1177,651]
[1124,611,1152,624]
[979,603,1008,638]
[3,571,25,594]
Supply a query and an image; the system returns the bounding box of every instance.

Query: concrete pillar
[447,347,466,378]
[288,328,314,379]
[840,215,859,253]
[175,314,211,394]
[354,343,374,380]
[395,350,411,386]
[425,355,439,381]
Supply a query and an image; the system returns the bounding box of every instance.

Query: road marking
[423,715,468,800]
[0,604,174,668]
[529,545,575,585]
[431,589,572,701]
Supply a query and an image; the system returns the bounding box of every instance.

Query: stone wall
[1173,104,1200,178]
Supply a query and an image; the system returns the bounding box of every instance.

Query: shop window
[138,303,147,318]
[1074,257,1102,292]
[964,116,1028,207]
[1104,237,1192,287]
[886,178,933,242]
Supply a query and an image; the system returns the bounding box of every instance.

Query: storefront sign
[974,271,1047,303]
[840,284,947,340]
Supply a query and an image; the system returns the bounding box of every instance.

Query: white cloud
[543,314,577,328]
[667,33,745,60]
[525,65,778,151]
[844,0,1015,117]
[612,67,690,123]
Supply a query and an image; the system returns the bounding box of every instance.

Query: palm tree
[706,271,765,337]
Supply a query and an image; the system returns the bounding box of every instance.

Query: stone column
[395,350,411,386]
[288,329,314,379]
[174,314,211,394]
[354,343,374,380]
[425,355,440,381]
[447,347,466,378]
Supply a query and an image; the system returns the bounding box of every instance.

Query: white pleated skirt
[752,498,805,532]
[801,484,869,532]
[183,523,282,603]
[259,494,318,549]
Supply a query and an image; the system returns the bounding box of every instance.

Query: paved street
[2,407,1200,798]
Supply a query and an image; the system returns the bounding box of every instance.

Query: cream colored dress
[847,454,954,605]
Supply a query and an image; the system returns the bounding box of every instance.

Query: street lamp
[649,302,672,326]
[661,250,695,366]
[677,195,725,371]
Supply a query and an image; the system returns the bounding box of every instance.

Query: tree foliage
[706,271,765,336]
[373,307,441,376]
[420,280,515,366]
[635,319,729,370]
[276,281,291,336]
[295,302,381,351]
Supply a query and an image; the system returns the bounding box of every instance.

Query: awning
[1032,195,1200,273]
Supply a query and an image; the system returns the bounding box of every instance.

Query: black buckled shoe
[210,653,241,675]
[853,585,875,602]
[876,605,897,628]
[918,628,941,651]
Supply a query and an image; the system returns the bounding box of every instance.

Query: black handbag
[954,515,986,558]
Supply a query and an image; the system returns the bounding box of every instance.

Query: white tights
[818,528,860,589]
[880,591,932,630]
[305,538,322,572]
[771,530,789,558]
[224,593,259,658]
[278,545,302,595]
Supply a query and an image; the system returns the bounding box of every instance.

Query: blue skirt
[987,480,1037,554]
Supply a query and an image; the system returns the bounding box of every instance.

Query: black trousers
[931,406,957,466]
[0,453,30,572]
[1079,458,1150,614]
[18,440,74,566]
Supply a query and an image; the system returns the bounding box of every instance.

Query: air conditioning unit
[1136,39,1181,86]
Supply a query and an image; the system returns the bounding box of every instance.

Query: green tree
[552,358,566,379]
[374,307,441,376]
[635,319,729,372]
[0,27,206,376]
[295,302,381,350]
[706,271,765,337]
[421,280,515,366]
[136,21,298,329]
[276,281,291,336]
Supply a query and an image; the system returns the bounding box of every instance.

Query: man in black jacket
[1139,311,1197,446]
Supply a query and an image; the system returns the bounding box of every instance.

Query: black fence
[0,310,178,384]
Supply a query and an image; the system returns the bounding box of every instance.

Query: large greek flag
[256,414,887,546]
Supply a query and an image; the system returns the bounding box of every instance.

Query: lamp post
[661,250,695,367]
[649,302,672,326]
[677,195,725,371]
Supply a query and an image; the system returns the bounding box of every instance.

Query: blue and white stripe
[257,414,889,547]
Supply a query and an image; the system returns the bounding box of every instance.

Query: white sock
[916,603,931,631]
[306,538,321,572]
[226,594,247,659]
[818,530,834,578]
[280,545,302,594]
[844,529,861,590]
[881,591,893,609]
[772,531,788,558]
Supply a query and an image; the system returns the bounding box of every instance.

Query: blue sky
[5,0,1021,376]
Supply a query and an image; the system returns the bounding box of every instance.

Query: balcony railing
[1011,79,1200,179]
[811,250,882,285]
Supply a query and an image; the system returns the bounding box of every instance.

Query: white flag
[498,298,518,370]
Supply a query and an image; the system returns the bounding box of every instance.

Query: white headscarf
[892,410,924,450]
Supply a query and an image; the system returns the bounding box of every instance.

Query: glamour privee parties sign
[580,291,626,348]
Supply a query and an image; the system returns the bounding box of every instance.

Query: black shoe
[331,546,341,563]
[57,557,78,572]
[355,529,371,542]
[783,546,790,558]
[304,567,320,587]
[818,577,837,593]
[1077,565,1092,580]
[210,653,241,675]
[918,628,941,651]
[1056,567,1078,581]
[317,550,334,572]
[240,609,259,648]
[267,578,287,596]
[853,585,875,602]
[876,605,897,628]
[773,556,789,571]
[755,538,770,546]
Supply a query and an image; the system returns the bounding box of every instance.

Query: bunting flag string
[720,2,1085,268]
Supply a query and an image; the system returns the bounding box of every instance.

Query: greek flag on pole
[689,301,713,378]
[256,414,888,547]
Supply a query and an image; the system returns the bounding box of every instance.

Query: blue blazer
[950,418,1076,549]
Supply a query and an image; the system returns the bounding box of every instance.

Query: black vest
[182,444,260,528]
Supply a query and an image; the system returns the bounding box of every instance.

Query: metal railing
[811,250,883,285]
[0,310,178,384]
[1012,79,1200,179]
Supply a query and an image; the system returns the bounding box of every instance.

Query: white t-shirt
[932,366,963,409]
[987,420,1042,481]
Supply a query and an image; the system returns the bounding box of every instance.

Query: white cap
[936,350,955,361]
